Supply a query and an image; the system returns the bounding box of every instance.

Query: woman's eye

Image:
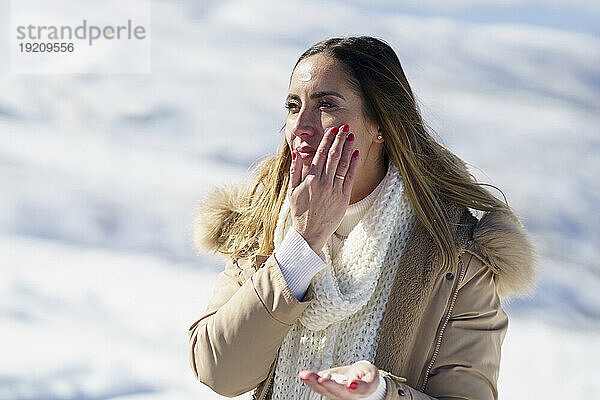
[284,101,300,112]
[318,100,335,109]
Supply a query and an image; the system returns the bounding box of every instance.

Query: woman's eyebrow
[286,91,346,101]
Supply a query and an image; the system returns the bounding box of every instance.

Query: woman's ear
[374,127,384,143]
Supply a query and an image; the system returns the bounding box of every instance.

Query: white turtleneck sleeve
[274,226,328,300]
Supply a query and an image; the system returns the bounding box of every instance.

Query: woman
[188,36,538,400]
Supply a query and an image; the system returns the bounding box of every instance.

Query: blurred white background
[1,0,599,399]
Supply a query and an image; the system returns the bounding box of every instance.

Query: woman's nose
[291,107,318,138]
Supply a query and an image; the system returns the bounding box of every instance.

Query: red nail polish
[353,149,359,158]
[341,124,349,133]
[348,381,358,390]
[292,152,296,160]
[330,126,339,134]
[347,133,354,142]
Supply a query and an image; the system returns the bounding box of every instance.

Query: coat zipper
[254,354,277,400]
[419,254,469,391]
[258,365,274,400]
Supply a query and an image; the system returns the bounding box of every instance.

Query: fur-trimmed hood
[190,183,538,299]
[469,208,539,298]
[191,183,250,257]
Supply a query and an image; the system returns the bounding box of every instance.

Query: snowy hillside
[1,0,599,399]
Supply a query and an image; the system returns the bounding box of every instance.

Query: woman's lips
[296,146,316,159]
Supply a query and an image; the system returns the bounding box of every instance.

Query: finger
[317,371,332,384]
[317,365,351,376]
[317,365,353,388]
[324,124,350,184]
[348,361,378,384]
[301,374,334,398]
[320,378,372,398]
[360,368,377,383]
[346,379,372,396]
[342,149,359,196]
[332,130,354,191]
[308,126,338,179]
[299,370,320,381]
[289,150,302,195]
[329,373,349,385]
[345,368,364,383]
[344,369,370,394]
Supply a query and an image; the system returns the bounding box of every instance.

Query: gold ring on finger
[335,174,345,180]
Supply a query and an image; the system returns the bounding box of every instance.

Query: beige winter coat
[188,184,538,400]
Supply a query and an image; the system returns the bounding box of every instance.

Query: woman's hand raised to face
[288,124,359,254]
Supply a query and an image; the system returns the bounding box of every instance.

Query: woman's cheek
[284,131,293,150]
[321,115,338,129]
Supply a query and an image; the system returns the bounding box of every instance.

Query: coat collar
[373,197,474,378]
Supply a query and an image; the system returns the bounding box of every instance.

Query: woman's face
[284,54,381,176]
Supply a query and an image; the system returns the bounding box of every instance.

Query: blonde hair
[214,36,512,270]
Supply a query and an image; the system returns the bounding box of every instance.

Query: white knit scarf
[270,162,417,400]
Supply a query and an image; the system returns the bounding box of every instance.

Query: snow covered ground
[1,0,599,399]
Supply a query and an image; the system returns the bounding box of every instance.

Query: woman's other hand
[288,123,359,253]
[299,360,380,399]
